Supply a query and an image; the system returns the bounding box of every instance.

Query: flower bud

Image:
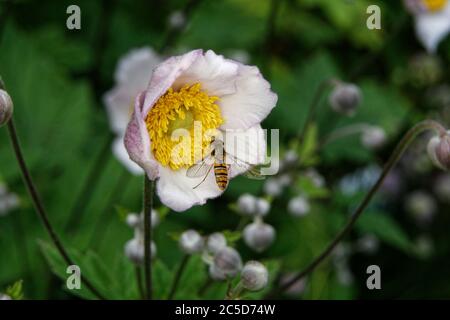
[405,191,436,225]
[0,293,11,300]
[243,220,276,252]
[126,213,141,228]
[282,150,299,168]
[241,261,268,291]
[428,132,450,171]
[168,10,186,29]
[0,89,13,127]
[287,196,310,217]
[213,247,242,278]
[255,198,270,216]
[206,232,227,254]
[434,174,450,203]
[361,126,386,149]
[208,263,227,281]
[124,238,156,265]
[179,229,204,254]
[263,178,283,197]
[356,234,379,254]
[236,193,257,215]
[329,83,362,116]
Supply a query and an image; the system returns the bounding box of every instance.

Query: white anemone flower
[404,0,450,53]
[104,47,163,174]
[125,49,277,211]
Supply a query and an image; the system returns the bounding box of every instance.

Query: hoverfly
[186,138,265,190]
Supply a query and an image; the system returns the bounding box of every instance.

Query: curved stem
[6,119,106,300]
[269,120,446,297]
[319,123,372,147]
[168,254,190,300]
[143,177,154,300]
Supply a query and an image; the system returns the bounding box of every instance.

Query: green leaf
[356,212,414,253]
[6,280,24,300]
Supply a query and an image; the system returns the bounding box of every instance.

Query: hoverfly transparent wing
[226,153,266,180]
[186,155,214,178]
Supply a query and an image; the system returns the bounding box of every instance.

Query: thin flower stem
[319,123,372,147]
[268,120,447,298]
[6,119,106,300]
[135,266,144,300]
[168,254,190,300]
[294,79,334,149]
[143,176,155,300]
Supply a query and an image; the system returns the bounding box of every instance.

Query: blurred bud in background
[287,195,310,217]
[243,219,276,252]
[179,230,204,254]
[213,247,242,278]
[405,191,437,226]
[206,232,227,255]
[415,234,434,258]
[408,54,443,86]
[263,178,284,197]
[124,238,156,265]
[236,194,270,217]
[355,234,380,255]
[0,293,12,300]
[0,89,13,128]
[361,126,386,149]
[434,173,450,203]
[0,183,20,217]
[329,83,362,116]
[168,10,186,30]
[241,261,268,291]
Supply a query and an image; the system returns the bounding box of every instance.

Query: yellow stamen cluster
[145,83,223,170]
[422,0,447,11]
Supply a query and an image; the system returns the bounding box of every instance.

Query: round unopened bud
[0,89,13,127]
[213,247,242,278]
[427,132,450,171]
[126,213,141,228]
[255,198,270,216]
[434,174,450,203]
[405,191,436,225]
[356,234,379,254]
[282,150,299,168]
[361,126,386,149]
[179,229,204,254]
[0,293,11,300]
[124,238,156,265]
[287,196,310,217]
[263,178,283,197]
[168,10,186,29]
[208,263,227,281]
[329,83,362,116]
[151,209,160,228]
[243,220,276,252]
[241,261,268,291]
[236,193,257,215]
[206,232,227,254]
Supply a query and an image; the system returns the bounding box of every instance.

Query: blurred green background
[1,0,450,299]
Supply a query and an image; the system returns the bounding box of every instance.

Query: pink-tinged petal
[219,65,278,130]
[142,49,203,116]
[124,92,159,180]
[174,50,240,96]
[223,125,267,178]
[112,137,144,175]
[156,165,222,212]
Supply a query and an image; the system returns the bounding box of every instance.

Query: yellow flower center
[145,83,223,170]
[422,0,447,11]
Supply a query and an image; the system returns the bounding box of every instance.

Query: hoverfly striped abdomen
[213,163,229,191]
